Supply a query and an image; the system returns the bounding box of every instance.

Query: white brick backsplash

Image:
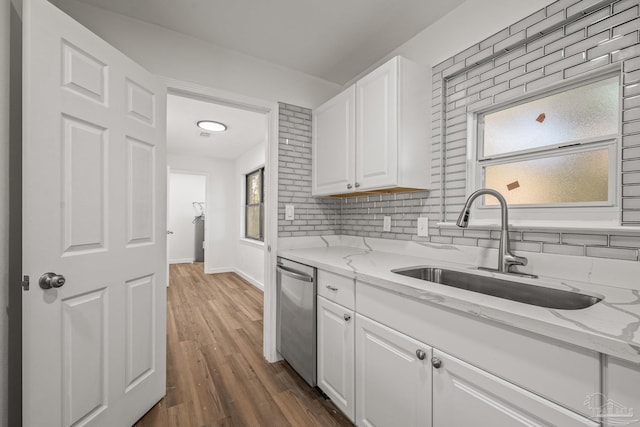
[588,5,638,36]
[562,233,609,246]
[565,6,611,34]
[586,246,639,260]
[563,53,610,78]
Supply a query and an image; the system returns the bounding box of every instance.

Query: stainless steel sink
[392,267,601,310]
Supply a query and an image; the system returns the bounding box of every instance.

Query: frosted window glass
[483,149,609,205]
[483,77,619,157]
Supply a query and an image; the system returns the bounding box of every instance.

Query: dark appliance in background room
[193,202,205,263]
[276,257,317,386]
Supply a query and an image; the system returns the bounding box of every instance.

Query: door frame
[162,78,280,362]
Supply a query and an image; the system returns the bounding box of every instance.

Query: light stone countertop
[278,244,640,364]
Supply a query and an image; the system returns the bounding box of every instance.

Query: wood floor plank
[135,263,352,427]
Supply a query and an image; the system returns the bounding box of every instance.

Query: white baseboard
[169,258,194,264]
[234,269,264,292]
[204,266,234,274]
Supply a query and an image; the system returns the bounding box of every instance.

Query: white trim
[239,238,264,249]
[234,269,264,292]
[161,77,280,363]
[204,266,235,274]
[169,258,194,264]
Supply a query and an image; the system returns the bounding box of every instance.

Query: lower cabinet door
[355,314,432,427]
[317,296,355,421]
[432,349,599,427]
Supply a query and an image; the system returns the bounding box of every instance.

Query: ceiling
[71,0,466,85]
[167,94,266,160]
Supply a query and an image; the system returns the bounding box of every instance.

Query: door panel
[62,289,108,426]
[355,314,432,427]
[23,0,167,425]
[61,116,108,254]
[125,274,156,392]
[355,59,398,190]
[317,296,354,421]
[433,350,598,427]
[127,137,156,245]
[312,86,355,196]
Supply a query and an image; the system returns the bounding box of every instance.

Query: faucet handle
[505,253,527,267]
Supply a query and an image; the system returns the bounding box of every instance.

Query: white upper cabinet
[312,56,429,196]
[312,86,356,196]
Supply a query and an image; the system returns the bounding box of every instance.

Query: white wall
[0,0,8,424]
[53,0,342,109]
[168,173,206,264]
[235,142,266,290]
[168,154,236,273]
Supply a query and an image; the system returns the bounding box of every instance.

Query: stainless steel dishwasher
[276,257,316,386]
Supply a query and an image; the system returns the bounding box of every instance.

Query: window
[469,73,620,226]
[245,167,264,241]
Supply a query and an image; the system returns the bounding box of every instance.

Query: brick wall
[278,103,341,237]
[312,0,640,262]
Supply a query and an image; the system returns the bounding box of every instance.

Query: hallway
[135,263,352,426]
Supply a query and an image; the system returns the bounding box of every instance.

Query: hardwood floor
[135,263,353,427]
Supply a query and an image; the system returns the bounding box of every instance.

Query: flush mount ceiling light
[197,120,227,132]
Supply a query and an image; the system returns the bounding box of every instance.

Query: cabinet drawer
[356,281,600,416]
[317,270,355,310]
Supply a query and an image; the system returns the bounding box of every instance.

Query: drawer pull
[326,285,338,291]
[431,357,442,368]
[416,349,426,360]
[344,314,351,322]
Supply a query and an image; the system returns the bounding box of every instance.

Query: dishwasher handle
[277,264,314,282]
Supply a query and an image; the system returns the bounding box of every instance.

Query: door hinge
[268,245,272,253]
[21,275,30,291]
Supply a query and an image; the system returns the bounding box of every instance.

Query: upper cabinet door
[356,58,398,191]
[312,86,356,196]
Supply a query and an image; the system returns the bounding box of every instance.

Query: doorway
[168,171,207,268]
[164,82,279,362]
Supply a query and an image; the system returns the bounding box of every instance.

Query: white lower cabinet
[317,296,355,422]
[355,314,432,427]
[432,349,599,427]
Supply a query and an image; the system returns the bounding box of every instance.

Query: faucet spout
[456,188,527,274]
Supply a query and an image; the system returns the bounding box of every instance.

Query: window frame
[244,167,265,242]
[465,69,622,227]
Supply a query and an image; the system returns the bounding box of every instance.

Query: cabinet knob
[431,357,442,368]
[344,314,351,322]
[354,182,360,188]
[347,184,353,189]
[415,349,426,360]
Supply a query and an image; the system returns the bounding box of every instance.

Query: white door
[355,314,432,427]
[355,57,398,191]
[22,0,167,426]
[312,85,355,196]
[432,350,599,427]
[317,296,355,422]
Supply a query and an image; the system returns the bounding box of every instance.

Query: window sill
[437,222,640,235]
[240,238,265,249]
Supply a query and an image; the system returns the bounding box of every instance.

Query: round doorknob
[354,182,360,188]
[416,349,426,360]
[431,357,442,369]
[39,272,66,289]
[347,184,353,189]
